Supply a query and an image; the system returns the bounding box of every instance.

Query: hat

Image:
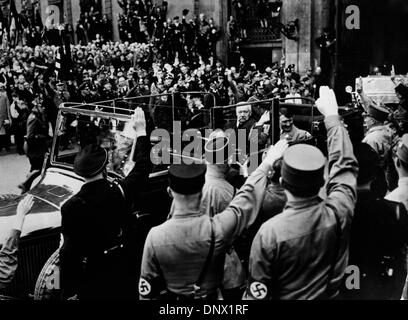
[205,135,230,164]
[74,144,109,178]
[397,134,408,164]
[182,9,189,16]
[395,83,408,100]
[365,103,389,123]
[281,144,325,193]
[168,163,206,195]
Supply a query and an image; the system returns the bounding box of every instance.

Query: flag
[55,25,73,80]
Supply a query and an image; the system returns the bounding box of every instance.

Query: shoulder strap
[193,218,215,296]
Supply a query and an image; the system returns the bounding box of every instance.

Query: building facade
[28,0,331,72]
[12,0,408,100]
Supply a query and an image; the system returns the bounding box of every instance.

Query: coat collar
[284,196,322,210]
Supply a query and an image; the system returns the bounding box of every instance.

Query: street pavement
[0,149,30,195]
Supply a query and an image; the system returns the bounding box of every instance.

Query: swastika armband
[138,276,167,299]
[246,279,270,300]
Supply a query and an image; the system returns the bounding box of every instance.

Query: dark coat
[345,190,408,299]
[59,136,152,300]
[26,110,49,158]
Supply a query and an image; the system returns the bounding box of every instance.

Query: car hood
[0,168,83,245]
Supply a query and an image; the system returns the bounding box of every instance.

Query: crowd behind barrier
[1,0,408,302]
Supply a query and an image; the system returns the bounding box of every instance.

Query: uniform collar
[280,125,297,137]
[171,208,204,219]
[284,196,322,210]
[80,178,108,192]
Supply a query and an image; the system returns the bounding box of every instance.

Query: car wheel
[34,248,62,301]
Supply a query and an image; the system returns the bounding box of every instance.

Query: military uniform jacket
[0,229,21,290]
[26,111,49,158]
[280,125,312,143]
[139,159,272,299]
[362,125,393,168]
[386,177,408,211]
[59,136,152,299]
[246,115,358,300]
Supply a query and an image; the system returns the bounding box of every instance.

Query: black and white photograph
[0,0,408,311]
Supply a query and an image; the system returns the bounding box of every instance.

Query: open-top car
[0,92,359,300]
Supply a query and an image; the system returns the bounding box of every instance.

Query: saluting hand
[263,139,289,165]
[316,86,339,117]
[132,107,147,137]
[14,195,35,231]
[256,111,270,126]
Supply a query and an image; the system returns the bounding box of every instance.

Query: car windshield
[51,93,213,177]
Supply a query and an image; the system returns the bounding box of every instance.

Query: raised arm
[316,87,358,219]
[120,108,153,201]
[356,77,374,113]
[215,140,288,246]
[0,195,34,289]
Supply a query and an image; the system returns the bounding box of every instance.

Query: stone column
[311,0,332,71]
[111,0,121,41]
[214,0,229,64]
[71,0,81,39]
[281,0,331,74]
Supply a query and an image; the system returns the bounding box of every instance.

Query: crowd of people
[2,2,408,302]
[0,13,322,165]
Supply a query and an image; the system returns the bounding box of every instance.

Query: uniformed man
[279,107,313,143]
[362,103,392,166]
[201,131,246,299]
[386,134,408,210]
[391,135,408,300]
[59,108,152,300]
[344,142,408,300]
[245,86,358,300]
[362,103,396,190]
[138,138,289,300]
[393,84,408,135]
[25,102,49,172]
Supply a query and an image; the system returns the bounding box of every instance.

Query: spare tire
[34,249,62,300]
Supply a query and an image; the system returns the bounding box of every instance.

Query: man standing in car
[59,108,152,300]
[25,100,49,172]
